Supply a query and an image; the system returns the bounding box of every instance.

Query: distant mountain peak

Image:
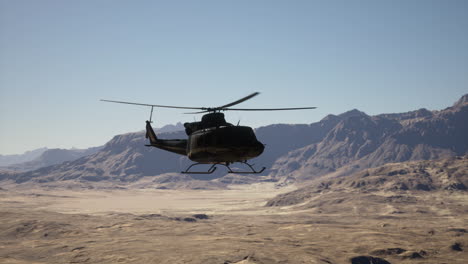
[413,108,432,116]
[338,109,368,119]
[376,108,433,121]
[320,114,339,122]
[453,94,468,108]
[156,122,184,133]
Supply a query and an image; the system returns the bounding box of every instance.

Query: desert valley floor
[0,183,467,264]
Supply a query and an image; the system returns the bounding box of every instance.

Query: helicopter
[101,92,316,174]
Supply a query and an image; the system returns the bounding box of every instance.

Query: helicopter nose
[255,141,265,156]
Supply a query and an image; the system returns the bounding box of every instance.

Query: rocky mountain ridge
[0,148,48,167]
[1,146,103,172]
[270,95,468,182]
[1,94,467,187]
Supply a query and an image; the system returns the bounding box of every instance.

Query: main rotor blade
[184,106,317,114]
[184,110,210,114]
[216,92,260,109]
[100,99,206,110]
[222,107,317,111]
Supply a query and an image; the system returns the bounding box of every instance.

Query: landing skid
[181,161,266,174]
[181,163,217,174]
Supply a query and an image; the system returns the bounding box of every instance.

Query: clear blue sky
[1,0,467,154]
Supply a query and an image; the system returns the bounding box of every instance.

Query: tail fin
[145,121,158,144]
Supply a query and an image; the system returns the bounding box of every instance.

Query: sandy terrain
[0,184,295,216]
[0,183,467,264]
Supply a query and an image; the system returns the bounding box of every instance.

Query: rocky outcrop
[266,155,468,207]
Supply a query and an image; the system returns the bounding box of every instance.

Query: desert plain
[0,182,466,264]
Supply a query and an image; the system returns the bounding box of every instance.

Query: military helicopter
[101,92,316,174]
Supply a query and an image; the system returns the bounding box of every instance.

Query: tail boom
[145,121,187,156]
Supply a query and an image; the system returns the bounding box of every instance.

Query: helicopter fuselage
[187,125,264,163]
[145,120,264,164]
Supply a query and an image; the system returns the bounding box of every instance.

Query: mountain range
[1,94,467,187]
[0,147,103,172]
[270,94,468,182]
[0,148,48,167]
[0,122,185,173]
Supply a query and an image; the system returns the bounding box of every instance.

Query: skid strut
[181,161,265,174]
